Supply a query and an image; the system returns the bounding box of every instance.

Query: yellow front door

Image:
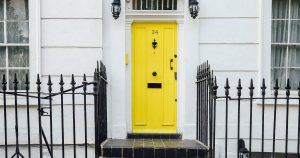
[132,23,177,133]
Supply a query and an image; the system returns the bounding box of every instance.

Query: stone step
[101,139,207,158]
[127,133,182,139]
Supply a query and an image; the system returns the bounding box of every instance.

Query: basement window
[132,0,177,10]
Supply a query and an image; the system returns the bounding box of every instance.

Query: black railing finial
[237,79,242,97]
[36,74,41,92]
[261,78,266,96]
[83,74,87,92]
[25,74,30,91]
[225,78,230,96]
[249,79,254,97]
[274,79,279,97]
[13,73,19,91]
[47,75,53,92]
[298,80,300,97]
[59,74,64,92]
[71,74,76,89]
[97,61,100,73]
[2,74,7,91]
[286,78,291,96]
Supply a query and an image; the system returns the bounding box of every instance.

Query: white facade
[0,0,299,157]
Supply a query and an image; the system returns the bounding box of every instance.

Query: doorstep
[100,138,208,158]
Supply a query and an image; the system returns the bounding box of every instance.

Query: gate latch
[39,107,50,116]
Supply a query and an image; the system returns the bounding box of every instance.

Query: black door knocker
[152,39,157,49]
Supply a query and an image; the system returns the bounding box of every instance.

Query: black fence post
[272,79,279,158]
[25,74,31,158]
[94,64,100,158]
[71,74,77,158]
[37,74,43,158]
[285,79,291,158]
[2,75,8,158]
[261,79,266,158]
[59,74,65,158]
[298,81,300,158]
[82,74,88,158]
[224,78,230,158]
[237,79,242,158]
[212,77,218,158]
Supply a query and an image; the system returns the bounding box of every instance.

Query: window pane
[290,20,300,43]
[271,45,287,67]
[272,20,288,43]
[9,69,29,90]
[291,0,300,19]
[272,0,289,19]
[288,68,300,89]
[7,0,29,20]
[0,0,4,20]
[288,46,300,67]
[271,68,286,90]
[0,22,4,43]
[133,0,176,10]
[0,47,5,67]
[0,69,6,90]
[8,46,29,67]
[7,22,29,43]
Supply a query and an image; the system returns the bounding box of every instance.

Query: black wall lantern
[238,139,249,158]
[189,0,199,19]
[111,0,121,19]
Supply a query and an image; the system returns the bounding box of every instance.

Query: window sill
[0,91,39,106]
[255,95,300,106]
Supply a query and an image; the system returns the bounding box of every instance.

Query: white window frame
[260,0,299,104]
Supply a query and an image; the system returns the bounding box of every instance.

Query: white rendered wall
[198,0,260,157]
[198,0,300,157]
[103,0,127,139]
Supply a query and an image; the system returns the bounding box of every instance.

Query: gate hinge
[175,72,177,80]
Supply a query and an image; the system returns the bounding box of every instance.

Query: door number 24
[152,30,159,35]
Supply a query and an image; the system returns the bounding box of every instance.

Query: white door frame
[125,11,185,134]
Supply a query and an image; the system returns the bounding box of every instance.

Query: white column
[103,0,127,139]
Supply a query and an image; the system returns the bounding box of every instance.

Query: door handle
[170,59,173,70]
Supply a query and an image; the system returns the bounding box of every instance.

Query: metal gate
[0,61,107,158]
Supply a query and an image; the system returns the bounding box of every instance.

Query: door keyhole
[152,72,157,76]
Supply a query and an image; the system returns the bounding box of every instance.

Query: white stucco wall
[1,0,299,157]
[198,0,299,157]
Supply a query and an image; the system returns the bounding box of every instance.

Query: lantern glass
[239,152,249,158]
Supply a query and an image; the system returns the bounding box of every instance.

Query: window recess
[132,0,177,10]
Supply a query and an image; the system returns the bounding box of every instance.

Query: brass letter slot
[147,83,162,88]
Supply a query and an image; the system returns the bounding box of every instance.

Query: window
[0,0,29,90]
[271,0,300,90]
[132,0,177,10]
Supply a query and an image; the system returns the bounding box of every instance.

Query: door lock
[152,72,157,76]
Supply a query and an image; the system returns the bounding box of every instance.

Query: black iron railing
[0,61,107,158]
[197,61,300,158]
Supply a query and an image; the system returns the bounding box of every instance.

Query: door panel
[132,23,177,133]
